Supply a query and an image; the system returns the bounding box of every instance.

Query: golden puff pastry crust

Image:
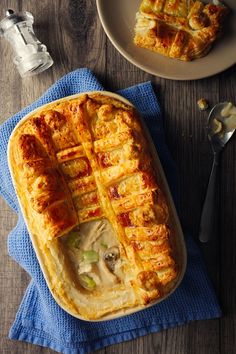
[134,0,229,61]
[8,92,186,320]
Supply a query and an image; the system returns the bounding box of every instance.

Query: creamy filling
[62,219,127,290]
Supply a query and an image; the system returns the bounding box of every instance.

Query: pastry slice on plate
[134,0,229,60]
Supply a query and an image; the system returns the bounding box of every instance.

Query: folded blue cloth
[0,68,221,354]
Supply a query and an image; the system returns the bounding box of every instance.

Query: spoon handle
[199,153,219,243]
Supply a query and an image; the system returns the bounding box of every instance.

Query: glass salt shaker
[0,9,53,78]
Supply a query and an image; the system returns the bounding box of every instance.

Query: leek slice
[78,274,96,290]
[82,250,99,263]
[100,241,108,250]
[66,231,80,249]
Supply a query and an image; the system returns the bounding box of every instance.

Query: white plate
[96,0,236,80]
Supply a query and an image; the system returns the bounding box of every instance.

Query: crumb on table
[197,98,209,111]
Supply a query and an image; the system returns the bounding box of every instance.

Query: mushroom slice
[103,246,120,272]
[99,257,119,285]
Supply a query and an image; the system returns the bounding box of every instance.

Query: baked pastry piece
[134,0,229,61]
[8,93,186,320]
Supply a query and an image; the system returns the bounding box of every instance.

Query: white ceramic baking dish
[8,91,187,321]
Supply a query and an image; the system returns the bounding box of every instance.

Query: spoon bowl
[207,102,236,153]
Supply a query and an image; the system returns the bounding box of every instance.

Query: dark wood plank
[218,65,236,354]
[0,2,26,353]
[104,39,152,90]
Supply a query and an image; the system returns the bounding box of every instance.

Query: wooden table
[0,1,235,353]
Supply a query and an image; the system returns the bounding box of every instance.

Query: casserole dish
[8,91,187,321]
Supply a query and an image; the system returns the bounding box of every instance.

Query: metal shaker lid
[0,9,34,36]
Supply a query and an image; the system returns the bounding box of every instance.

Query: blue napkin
[0,69,221,354]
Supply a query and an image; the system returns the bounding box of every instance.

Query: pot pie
[134,0,229,61]
[8,92,186,320]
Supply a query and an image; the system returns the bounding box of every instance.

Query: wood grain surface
[0,0,236,353]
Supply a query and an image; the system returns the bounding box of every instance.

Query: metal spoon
[199,102,236,243]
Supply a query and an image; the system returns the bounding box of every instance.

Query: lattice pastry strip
[81,95,178,298]
[15,133,78,239]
